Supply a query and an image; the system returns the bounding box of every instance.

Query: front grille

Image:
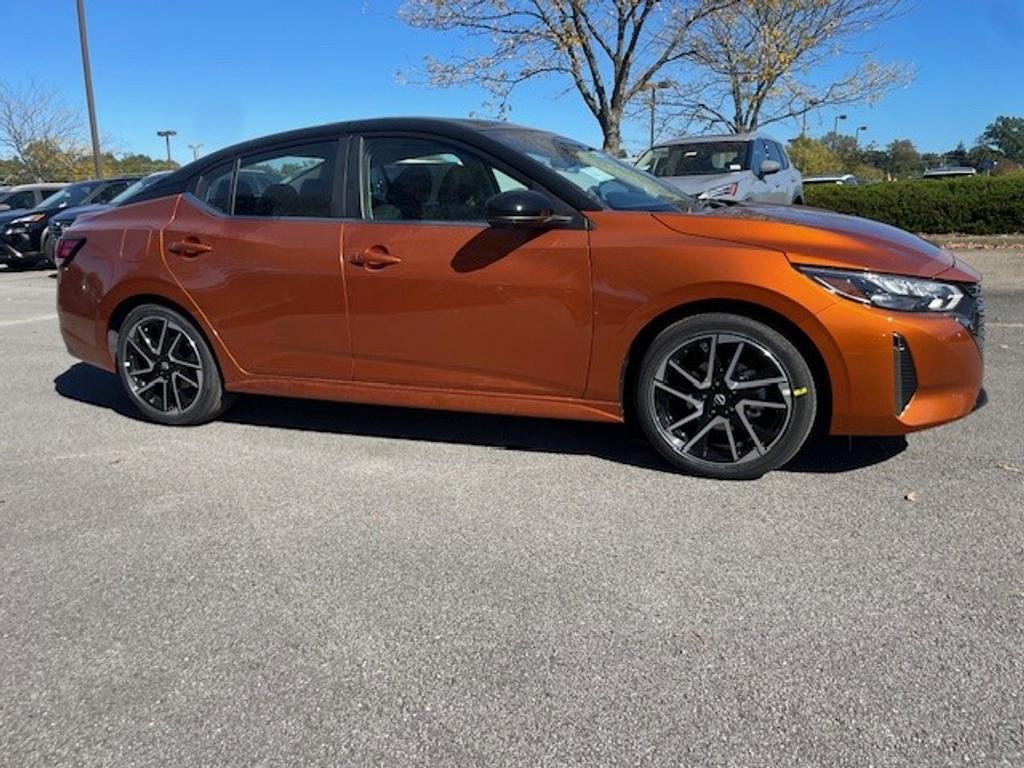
[893,333,917,415]
[956,282,986,349]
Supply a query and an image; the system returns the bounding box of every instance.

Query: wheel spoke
[682,415,725,454]
[736,398,787,410]
[705,334,718,386]
[167,333,201,369]
[666,408,704,432]
[724,341,744,384]
[126,337,155,374]
[654,380,702,409]
[736,406,767,455]
[135,376,165,397]
[667,359,707,390]
[730,375,787,391]
[723,420,739,462]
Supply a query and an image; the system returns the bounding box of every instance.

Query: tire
[116,303,233,425]
[634,313,817,480]
[39,231,55,268]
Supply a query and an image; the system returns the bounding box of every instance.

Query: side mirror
[485,190,571,229]
[759,159,782,177]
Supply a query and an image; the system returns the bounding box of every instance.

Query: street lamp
[187,143,203,161]
[854,125,868,147]
[639,80,672,149]
[157,130,177,163]
[76,0,103,178]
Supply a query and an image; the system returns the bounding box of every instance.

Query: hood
[52,203,111,224]
[0,208,35,226]
[654,203,955,278]
[661,172,748,196]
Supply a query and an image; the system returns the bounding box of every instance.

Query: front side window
[764,141,786,169]
[362,137,527,222]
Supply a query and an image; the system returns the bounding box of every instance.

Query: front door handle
[168,237,212,257]
[350,245,401,270]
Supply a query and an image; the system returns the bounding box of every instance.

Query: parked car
[56,118,984,479]
[0,176,139,268]
[46,171,173,261]
[0,182,69,212]
[635,132,804,204]
[803,174,859,186]
[923,166,977,180]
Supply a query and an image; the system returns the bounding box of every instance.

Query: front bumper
[810,288,985,436]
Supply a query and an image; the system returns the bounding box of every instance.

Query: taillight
[55,237,86,269]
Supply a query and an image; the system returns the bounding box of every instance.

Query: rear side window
[195,161,235,214]
[236,142,337,218]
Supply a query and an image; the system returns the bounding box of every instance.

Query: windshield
[38,182,102,209]
[488,128,692,212]
[109,172,170,206]
[637,141,750,177]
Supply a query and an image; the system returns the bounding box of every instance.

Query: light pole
[157,130,177,163]
[640,80,672,149]
[854,125,868,147]
[76,0,103,178]
[187,143,202,161]
[832,114,847,143]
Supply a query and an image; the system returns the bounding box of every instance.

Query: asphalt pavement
[1,252,1022,767]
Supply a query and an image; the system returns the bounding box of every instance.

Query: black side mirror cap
[485,190,572,229]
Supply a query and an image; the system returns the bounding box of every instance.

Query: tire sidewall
[116,304,226,426]
[635,313,818,479]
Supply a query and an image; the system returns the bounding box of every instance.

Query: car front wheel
[634,313,818,479]
[116,304,233,425]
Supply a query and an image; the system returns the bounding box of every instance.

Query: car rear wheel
[116,304,233,425]
[634,313,817,479]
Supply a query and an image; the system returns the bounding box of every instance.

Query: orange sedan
[56,119,985,478]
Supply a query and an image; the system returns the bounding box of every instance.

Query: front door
[161,140,351,380]
[342,135,592,397]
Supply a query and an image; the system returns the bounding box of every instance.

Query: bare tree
[670,0,913,134]
[397,0,735,155]
[0,80,83,181]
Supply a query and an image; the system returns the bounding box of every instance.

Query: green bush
[803,175,1024,234]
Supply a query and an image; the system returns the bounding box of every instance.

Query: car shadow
[53,363,906,476]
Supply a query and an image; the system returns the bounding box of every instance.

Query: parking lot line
[0,313,57,327]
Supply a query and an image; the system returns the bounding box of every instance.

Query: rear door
[161,138,352,380]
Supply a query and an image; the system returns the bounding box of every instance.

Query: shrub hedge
[802,175,1024,234]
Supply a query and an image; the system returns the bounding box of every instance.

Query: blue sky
[5,0,1023,163]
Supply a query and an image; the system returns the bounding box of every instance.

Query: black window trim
[348,130,588,229]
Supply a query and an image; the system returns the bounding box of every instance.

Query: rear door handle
[350,246,401,270]
[168,238,212,257]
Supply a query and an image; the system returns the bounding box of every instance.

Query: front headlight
[700,182,738,199]
[797,266,964,312]
[10,213,46,224]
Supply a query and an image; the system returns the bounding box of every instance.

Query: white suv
[636,132,803,205]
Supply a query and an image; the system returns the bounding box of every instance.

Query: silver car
[636,132,803,204]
